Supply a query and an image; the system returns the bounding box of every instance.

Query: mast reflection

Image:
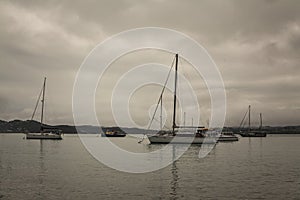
[170,145,179,200]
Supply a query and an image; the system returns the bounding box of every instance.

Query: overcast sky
[0,0,299,127]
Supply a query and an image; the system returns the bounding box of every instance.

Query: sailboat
[146,54,216,144]
[26,77,63,140]
[239,105,267,137]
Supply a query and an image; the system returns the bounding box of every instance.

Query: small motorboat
[102,130,126,137]
[218,131,239,142]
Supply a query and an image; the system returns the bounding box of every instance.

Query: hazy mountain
[0,120,299,134]
[0,120,150,134]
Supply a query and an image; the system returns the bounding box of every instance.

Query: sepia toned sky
[0,0,299,126]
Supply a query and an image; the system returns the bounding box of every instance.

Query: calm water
[0,134,300,200]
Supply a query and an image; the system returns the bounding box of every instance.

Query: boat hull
[148,135,216,144]
[217,135,239,142]
[26,133,63,140]
[239,132,267,137]
[101,134,126,137]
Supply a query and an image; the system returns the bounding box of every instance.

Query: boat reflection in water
[170,145,179,200]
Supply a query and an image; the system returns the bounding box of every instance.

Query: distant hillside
[0,120,149,134]
[0,119,299,134]
[223,126,300,134]
[0,120,77,133]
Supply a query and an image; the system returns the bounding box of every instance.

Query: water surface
[0,134,299,199]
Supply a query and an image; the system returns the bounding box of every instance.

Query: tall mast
[248,105,251,132]
[259,113,262,129]
[172,54,178,134]
[160,96,163,130]
[40,77,46,132]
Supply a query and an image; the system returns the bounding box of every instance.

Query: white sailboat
[26,77,62,140]
[146,54,216,144]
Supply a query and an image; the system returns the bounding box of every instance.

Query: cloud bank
[0,0,299,126]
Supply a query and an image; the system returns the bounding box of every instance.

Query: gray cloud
[0,0,299,126]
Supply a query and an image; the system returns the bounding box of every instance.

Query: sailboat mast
[172,54,178,134]
[160,96,163,130]
[183,112,186,127]
[40,77,46,132]
[259,113,262,129]
[248,105,251,132]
